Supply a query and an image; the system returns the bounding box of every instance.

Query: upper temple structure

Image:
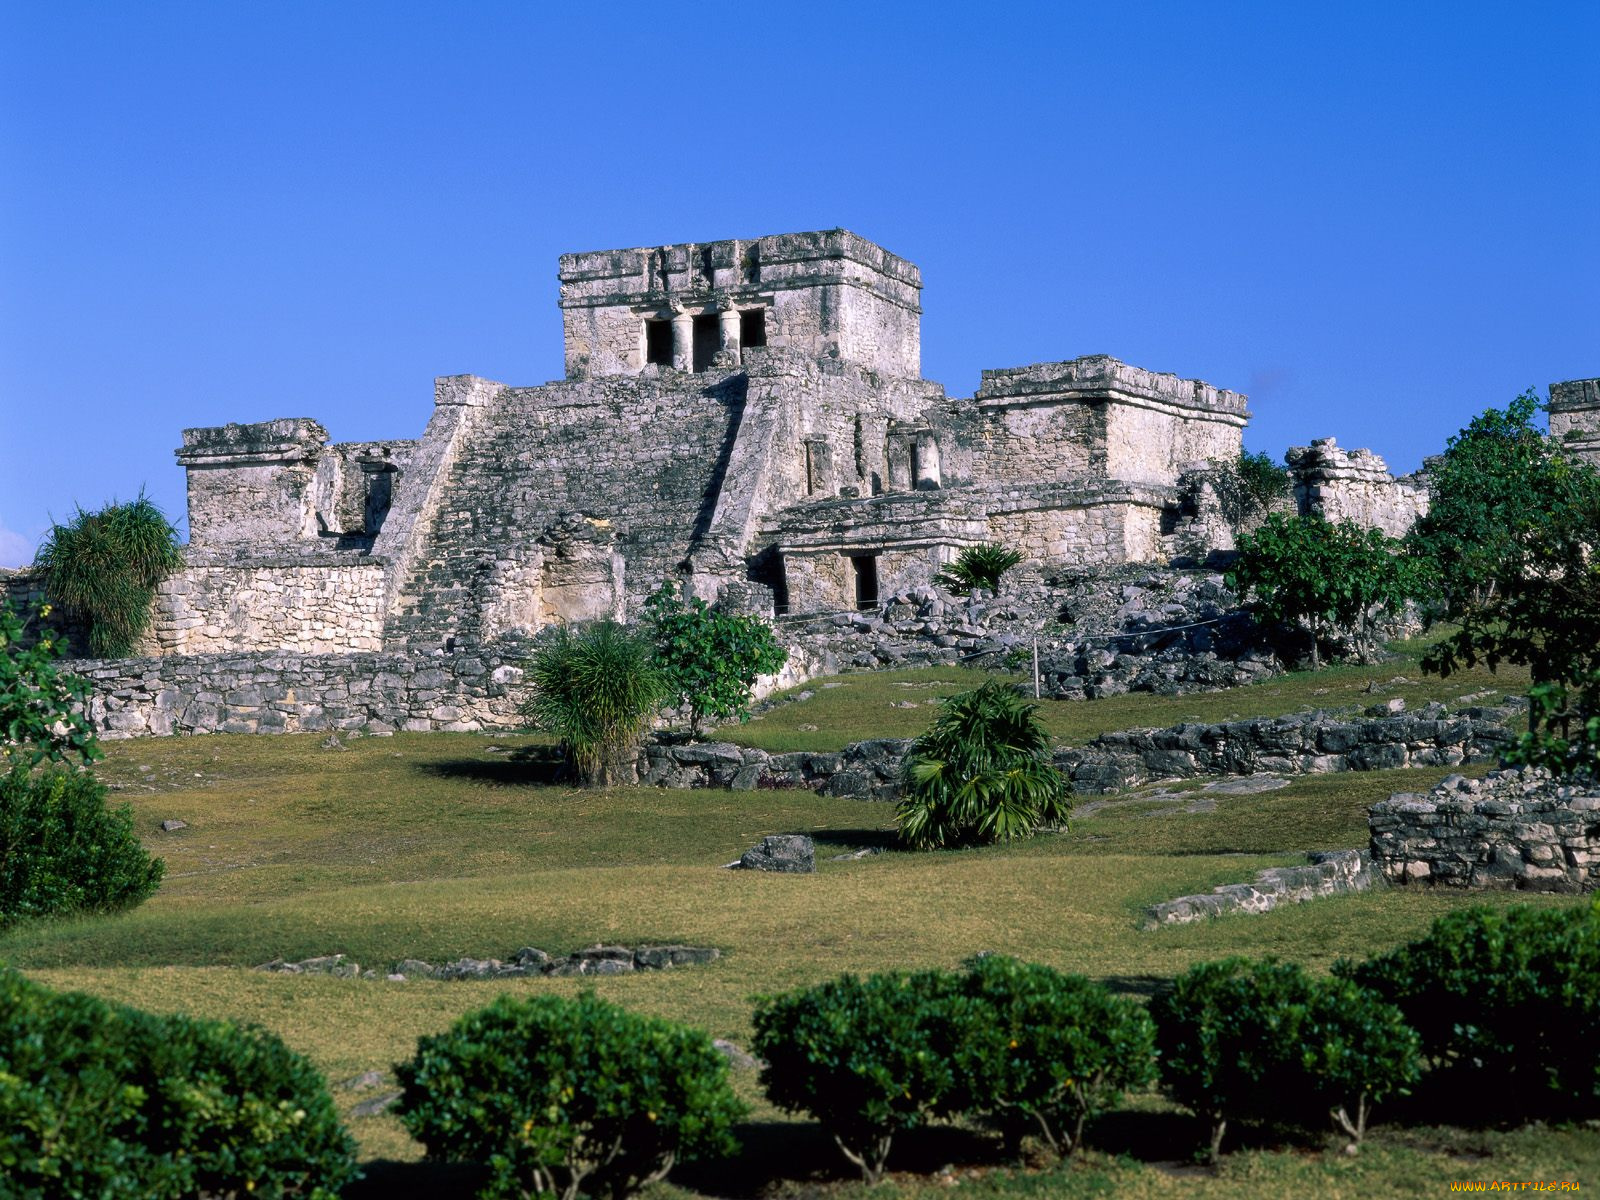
[81,229,1594,659]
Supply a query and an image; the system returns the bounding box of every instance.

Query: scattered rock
[340,1070,387,1091]
[713,1039,762,1071]
[320,734,345,750]
[827,846,885,861]
[733,834,815,874]
[350,1090,403,1118]
[159,819,188,832]
[1201,775,1290,795]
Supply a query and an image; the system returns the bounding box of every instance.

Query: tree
[896,680,1070,849]
[34,492,184,658]
[643,581,788,737]
[1408,390,1568,615]
[520,621,668,786]
[935,544,1024,593]
[1209,450,1291,526]
[1227,513,1433,669]
[0,600,99,768]
[1422,448,1600,779]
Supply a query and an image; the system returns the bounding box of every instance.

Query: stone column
[671,306,693,372]
[914,431,942,490]
[719,303,741,363]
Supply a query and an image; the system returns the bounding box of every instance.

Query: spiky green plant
[520,621,668,787]
[34,493,184,658]
[935,543,1024,593]
[896,680,1070,849]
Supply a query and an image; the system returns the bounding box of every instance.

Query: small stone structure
[1550,377,1600,466]
[1370,768,1600,892]
[1142,850,1377,928]
[1284,438,1429,538]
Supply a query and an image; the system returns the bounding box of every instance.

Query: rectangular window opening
[692,314,721,372]
[740,308,767,348]
[851,554,879,611]
[644,319,673,366]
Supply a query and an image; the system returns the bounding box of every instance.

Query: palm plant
[34,493,184,658]
[935,544,1023,593]
[520,621,668,787]
[896,680,1070,849]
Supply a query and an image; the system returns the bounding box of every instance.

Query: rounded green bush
[0,766,164,924]
[752,970,960,1185]
[1341,901,1600,1118]
[396,992,743,1200]
[0,970,358,1199]
[947,955,1156,1159]
[1152,957,1418,1159]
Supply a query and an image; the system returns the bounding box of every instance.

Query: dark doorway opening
[645,319,673,366]
[750,547,790,616]
[740,308,767,349]
[851,554,879,611]
[692,314,721,372]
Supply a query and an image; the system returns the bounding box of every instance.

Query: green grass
[725,643,1528,752]
[6,646,1588,1198]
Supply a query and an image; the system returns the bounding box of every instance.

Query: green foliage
[0,600,100,768]
[1209,450,1291,525]
[1408,390,1559,615]
[1340,902,1600,1119]
[396,992,742,1200]
[0,766,163,925]
[751,971,960,1184]
[896,680,1070,850]
[946,955,1156,1160]
[643,581,788,736]
[1227,512,1433,668]
[1152,957,1420,1160]
[935,543,1024,593]
[0,969,357,1199]
[34,493,183,658]
[520,621,668,786]
[1419,419,1600,778]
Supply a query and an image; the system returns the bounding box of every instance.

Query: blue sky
[2,1,1596,566]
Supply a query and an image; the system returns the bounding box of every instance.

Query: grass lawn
[8,645,1593,1198]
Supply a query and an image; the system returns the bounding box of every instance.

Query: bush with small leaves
[1152,958,1418,1161]
[0,766,164,925]
[1339,902,1600,1119]
[946,955,1156,1160]
[643,580,788,737]
[397,993,743,1200]
[0,600,99,768]
[935,543,1024,593]
[752,971,960,1185]
[0,970,358,1200]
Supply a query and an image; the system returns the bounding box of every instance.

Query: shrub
[34,493,183,658]
[947,955,1156,1159]
[1152,958,1419,1160]
[1227,512,1433,668]
[520,621,668,786]
[1339,902,1600,1119]
[0,970,358,1199]
[0,599,100,768]
[1209,450,1291,526]
[752,971,959,1184]
[936,543,1024,593]
[0,765,163,924]
[643,580,788,736]
[397,993,742,1200]
[896,680,1070,850]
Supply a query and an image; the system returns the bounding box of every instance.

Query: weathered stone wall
[1370,768,1600,892]
[1287,438,1428,537]
[73,648,526,738]
[1550,377,1600,466]
[148,559,386,654]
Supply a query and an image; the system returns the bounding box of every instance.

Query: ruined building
[57,228,1592,661]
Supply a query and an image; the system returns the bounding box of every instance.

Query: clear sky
[2,1,1596,566]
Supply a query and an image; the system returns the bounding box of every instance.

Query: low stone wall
[1370,769,1600,892]
[73,648,527,737]
[635,702,1514,798]
[1143,850,1377,928]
